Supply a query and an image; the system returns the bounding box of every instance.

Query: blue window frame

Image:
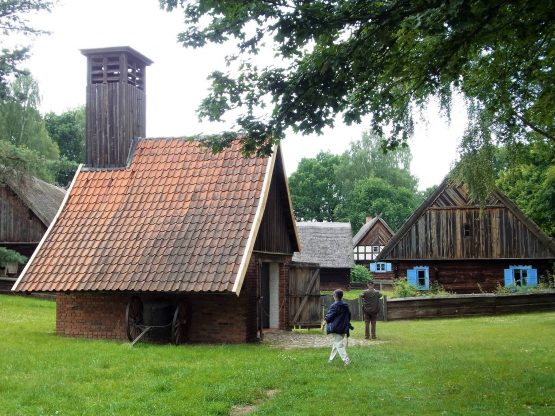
[407,266,429,290]
[369,262,392,273]
[504,266,537,288]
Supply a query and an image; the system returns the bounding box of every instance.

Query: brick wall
[56,275,259,344]
[57,293,128,340]
[279,261,290,330]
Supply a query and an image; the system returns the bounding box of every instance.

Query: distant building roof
[292,222,355,269]
[14,139,298,294]
[6,176,65,226]
[352,214,394,246]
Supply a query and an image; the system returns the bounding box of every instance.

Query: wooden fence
[323,291,555,321]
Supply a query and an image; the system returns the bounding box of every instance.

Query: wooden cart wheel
[125,296,143,342]
[171,301,189,345]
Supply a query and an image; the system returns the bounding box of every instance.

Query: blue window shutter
[504,269,514,286]
[370,263,377,273]
[527,268,538,287]
[407,269,417,287]
[386,262,392,272]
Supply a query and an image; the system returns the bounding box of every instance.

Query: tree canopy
[161,0,555,163]
[288,131,422,231]
[0,0,52,100]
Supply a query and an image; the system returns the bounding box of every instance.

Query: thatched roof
[6,176,65,226]
[292,222,355,269]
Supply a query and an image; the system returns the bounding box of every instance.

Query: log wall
[392,259,553,293]
[385,291,555,320]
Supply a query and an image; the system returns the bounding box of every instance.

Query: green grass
[1,295,554,415]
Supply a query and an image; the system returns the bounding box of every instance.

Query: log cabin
[376,179,555,293]
[12,47,312,343]
[0,176,64,292]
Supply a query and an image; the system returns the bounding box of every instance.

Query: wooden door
[288,262,321,328]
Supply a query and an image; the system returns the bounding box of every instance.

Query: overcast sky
[19,0,467,190]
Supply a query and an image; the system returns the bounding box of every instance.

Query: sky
[19,0,467,190]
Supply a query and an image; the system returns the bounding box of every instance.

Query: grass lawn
[1,295,554,415]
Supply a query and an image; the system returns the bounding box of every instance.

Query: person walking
[360,281,382,339]
[325,289,353,365]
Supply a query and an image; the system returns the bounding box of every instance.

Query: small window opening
[514,268,527,287]
[463,224,471,237]
[417,270,427,287]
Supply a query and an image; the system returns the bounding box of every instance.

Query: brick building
[12,47,301,343]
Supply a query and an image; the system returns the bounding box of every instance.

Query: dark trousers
[364,312,378,339]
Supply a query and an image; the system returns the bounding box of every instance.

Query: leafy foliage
[392,279,420,298]
[0,139,54,183]
[44,106,85,163]
[335,176,419,231]
[161,1,555,178]
[0,0,52,100]
[288,131,421,230]
[288,152,340,221]
[496,138,555,237]
[351,264,372,283]
[0,247,27,268]
[0,75,59,159]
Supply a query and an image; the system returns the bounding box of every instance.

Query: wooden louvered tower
[81,47,153,167]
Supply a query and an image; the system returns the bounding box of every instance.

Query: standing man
[361,281,382,339]
[325,289,353,365]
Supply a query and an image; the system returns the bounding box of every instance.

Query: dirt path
[261,330,384,349]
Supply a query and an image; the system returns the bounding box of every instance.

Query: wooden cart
[125,296,190,346]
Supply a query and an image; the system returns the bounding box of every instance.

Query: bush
[392,279,419,298]
[0,247,27,268]
[351,265,372,283]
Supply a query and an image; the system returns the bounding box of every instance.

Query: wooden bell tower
[81,47,153,168]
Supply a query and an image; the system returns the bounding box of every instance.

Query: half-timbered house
[0,176,64,291]
[12,47,304,343]
[377,179,555,293]
[292,222,354,290]
[352,214,395,283]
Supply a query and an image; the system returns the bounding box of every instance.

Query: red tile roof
[13,138,273,294]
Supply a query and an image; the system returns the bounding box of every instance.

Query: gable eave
[377,177,450,260]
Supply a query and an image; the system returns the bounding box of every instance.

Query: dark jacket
[325,300,352,336]
[361,288,382,314]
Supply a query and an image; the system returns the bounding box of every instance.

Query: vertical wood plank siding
[358,221,393,246]
[254,156,296,254]
[0,186,46,243]
[85,82,146,167]
[389,207,552,260]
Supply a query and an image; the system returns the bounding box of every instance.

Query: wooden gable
[254,147,299,255]
[379,180,555,261]
[357,218,394,247]
[0,185,47,243]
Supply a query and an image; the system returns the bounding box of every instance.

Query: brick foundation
[55,258,260,343]
[54,257,294,343]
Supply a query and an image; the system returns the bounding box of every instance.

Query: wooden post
[383,295,388,321]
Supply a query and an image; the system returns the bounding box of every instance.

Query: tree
[288,151,340,221]
[335,176,419,231]
[162,0,555,196]
[496,138,555,237]
[45,106,85,162]
[0,75,59,160]
[335,131,417,196]
[0,0,52,100]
